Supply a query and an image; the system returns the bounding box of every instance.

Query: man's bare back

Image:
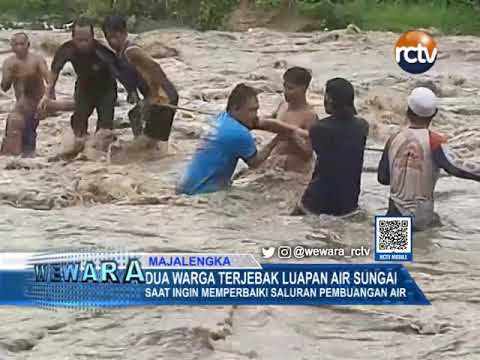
[269,101,317,173]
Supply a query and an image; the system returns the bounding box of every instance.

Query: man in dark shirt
[293,78,369,216]
[39,18,117,159]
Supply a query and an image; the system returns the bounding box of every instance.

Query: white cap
[407,87,437,117]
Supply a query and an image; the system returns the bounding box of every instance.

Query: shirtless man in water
[102,15,179,164]
[0,32,49,156]
[0,32,75,157]
[268,67,317,173]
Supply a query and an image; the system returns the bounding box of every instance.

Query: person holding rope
[292,78,369,216]
[38,18,118,160]
[176,84,308,195]
[102,15,179,164]
[378,87,480,230]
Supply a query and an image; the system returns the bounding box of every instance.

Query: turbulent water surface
[0,28,479,359]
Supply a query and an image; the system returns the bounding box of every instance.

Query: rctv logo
[395,30,438,74]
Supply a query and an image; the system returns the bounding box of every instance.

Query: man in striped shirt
[378,87,480,230]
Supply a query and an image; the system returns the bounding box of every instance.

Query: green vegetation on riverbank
[295,0,480,34]
[0,0,479,34]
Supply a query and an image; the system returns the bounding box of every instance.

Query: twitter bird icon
[262,247,275,259]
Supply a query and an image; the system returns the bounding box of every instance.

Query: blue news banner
[0,253,430,308]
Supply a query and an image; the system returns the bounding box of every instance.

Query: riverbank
[0,0,480,35]
[284,0,480,34]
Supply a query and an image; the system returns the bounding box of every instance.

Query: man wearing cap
[378,87,480,230]
[292,78,369,216]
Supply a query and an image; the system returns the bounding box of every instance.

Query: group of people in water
[1,16,179,163]
[1,16,479,231]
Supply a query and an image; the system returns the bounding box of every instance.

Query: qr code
[375,217,412,254]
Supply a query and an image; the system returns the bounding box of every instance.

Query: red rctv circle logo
[395,30,438,74]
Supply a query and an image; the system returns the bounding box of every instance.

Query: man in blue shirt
[177,84,302,195]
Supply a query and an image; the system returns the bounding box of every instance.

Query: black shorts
[71,80,117,137]
[128,101,177,141]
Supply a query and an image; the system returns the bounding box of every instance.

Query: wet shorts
[128,101,177,141]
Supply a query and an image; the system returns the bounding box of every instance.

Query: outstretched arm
[255,118,301,136]
[47,98,75,112]
[44,44,70,100]
[246,135,281,168]
[38,70,60,114]
[433,145,480,181]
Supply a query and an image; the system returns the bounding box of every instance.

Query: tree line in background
[0,0,479,33]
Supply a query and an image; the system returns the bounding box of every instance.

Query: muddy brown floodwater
[0,27,479,359]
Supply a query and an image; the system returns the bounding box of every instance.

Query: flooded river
[0,27,479,359]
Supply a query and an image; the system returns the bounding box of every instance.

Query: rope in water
[162,103,385,153]
[39,90,386,153]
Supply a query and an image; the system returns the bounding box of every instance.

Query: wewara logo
[395,30,438,74]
